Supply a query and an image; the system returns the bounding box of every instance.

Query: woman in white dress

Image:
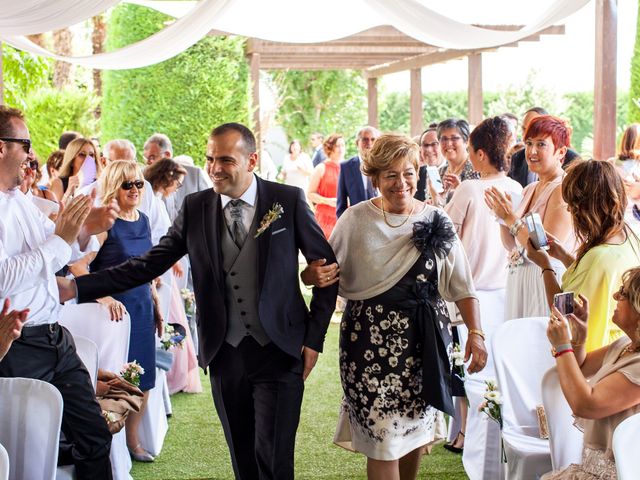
[280,139,313,191]
[330,134,487,480]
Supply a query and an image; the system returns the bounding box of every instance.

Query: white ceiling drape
[0,0,591,70]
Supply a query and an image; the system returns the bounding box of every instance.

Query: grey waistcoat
[221,207,270,347]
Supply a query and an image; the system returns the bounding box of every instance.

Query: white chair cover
[0,378,63,480]
[454,288,506,480]
[613,412,640,479]
[58,303,133,480]
[492,317,554,479]
[73,336,99,390]
[541,367,583,470]
[138,369,169,457]
[0,443,9,480]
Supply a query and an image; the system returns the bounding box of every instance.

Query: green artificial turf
[131,323,467,479]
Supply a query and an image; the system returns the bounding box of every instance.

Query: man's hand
[56,277,78,303]
[0,299,28,361]
[300,259,339,288]
[54,194,93,245]
[302,346,319,381]
[82,198,120,236]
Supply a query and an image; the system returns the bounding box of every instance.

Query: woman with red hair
[485,115,576,320]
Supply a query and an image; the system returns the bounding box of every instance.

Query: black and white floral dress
[334,217,456,460]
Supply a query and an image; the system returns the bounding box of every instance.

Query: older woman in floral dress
[330,134,487,480]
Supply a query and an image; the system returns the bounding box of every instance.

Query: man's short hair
[210,123,256,154]
[525,107,549,116]
[144,133,173,156]
[356,126,380,141]
[58,131,81,150]
[0,106,25,138]
[103,139,137,161]
[311,132,324,141]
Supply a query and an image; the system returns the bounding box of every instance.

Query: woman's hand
[172,262,184,278]
[484,187,515,222]
[0,299,28,361]
[545,231,574,266]
[427,178,445,207]
[567,294,589,345]
[97,297,126,321]
[465,334,488,374]
[524,238,552,269]
[547,306,573,347]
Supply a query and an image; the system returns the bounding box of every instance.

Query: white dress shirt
[0,189,95,326]
[220,174,258,233]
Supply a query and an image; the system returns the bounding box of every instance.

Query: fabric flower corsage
[120,361,145,387]
[507,247,524,273]
[255,202,284,238]
[412,210,456,259]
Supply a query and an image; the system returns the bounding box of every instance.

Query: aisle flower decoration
[180,288,195,315]
[160,323,186,350]
[255,202,284,238]
[120,360,145,387]
[479,379,506,462]
[452,343,465,381]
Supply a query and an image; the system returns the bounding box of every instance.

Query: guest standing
[308,133,343,238]
[50,137,101,202]
[330,134,486,480]
[436,118,479,204]
[280,139,313,192]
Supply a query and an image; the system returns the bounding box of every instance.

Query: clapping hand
[0,299,28,361]
[54,194,93,245]
[83,197,120,236]
[484,187,515,222]
[442,173,461,191]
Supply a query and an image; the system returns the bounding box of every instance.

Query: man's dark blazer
[336,155,375,218]
[76,176,338,368]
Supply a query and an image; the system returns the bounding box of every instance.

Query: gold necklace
[381,197,416,228]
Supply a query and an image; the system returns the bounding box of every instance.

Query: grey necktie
[227,199,247,248]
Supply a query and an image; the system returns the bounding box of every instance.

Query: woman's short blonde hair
[622,267,640,316]
[99,160,144,206]
[361,133,419,186]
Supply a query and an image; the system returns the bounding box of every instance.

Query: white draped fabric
[613,412,640,479]
[0,0,590,70]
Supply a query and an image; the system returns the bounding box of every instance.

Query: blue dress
[90,212,156,391]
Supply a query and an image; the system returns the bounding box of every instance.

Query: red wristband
[554,348,574,358]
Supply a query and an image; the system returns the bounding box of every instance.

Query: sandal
[443,431,464,454]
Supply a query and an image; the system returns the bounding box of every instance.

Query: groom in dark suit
[67,123,339,479]
[336,126,380,218]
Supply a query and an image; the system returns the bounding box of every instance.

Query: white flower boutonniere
[255,202,284,238]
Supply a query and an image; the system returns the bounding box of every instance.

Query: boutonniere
[255,202,284,238]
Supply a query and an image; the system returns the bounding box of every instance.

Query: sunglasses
[121,180,145,190]
[1,137,31,154]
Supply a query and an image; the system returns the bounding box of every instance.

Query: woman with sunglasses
[50,137,101,203]
[541,267,640,479]
[71,161,159,462]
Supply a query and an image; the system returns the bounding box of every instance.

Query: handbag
[96,369,144,434]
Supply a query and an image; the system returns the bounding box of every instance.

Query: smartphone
[426,166,445,193]
[554,292,574,315]
[524,212,549,250]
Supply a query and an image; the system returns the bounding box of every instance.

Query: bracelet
[468,329,485,340]
[551,343,572,356]
[541,268,554,276]
[509,218,524,236]
[571,340,585,347]
[553,348,574,358]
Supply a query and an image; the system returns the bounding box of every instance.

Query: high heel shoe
[128,444,155,462]
[443,431,464,454]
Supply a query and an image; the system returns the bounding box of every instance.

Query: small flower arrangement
[452,343,465,381]
[479,379,503,426]
[507,247,524,273]
[120,360,145,387]
[180,288,195,315]
[160,323,186,351]
[255,202,284,237]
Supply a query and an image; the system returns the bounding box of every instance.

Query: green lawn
[131,324,467,479]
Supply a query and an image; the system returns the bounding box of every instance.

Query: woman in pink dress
[308,134,344,238]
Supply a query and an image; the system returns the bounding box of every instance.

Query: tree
[1,43,51,109]
[102,4,249,165]
[271,70,367,156]
[629,0,640,123]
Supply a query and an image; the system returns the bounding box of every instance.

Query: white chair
[73,336,99,390]
[0,443,9,480]
[138,368,170,457]
[58,304,134,480]
[613,412,640,479]
[492,317,555,479]
[541,367,583,470]
[0,378,63,480]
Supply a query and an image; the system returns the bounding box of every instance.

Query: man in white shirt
[0,106,114,479]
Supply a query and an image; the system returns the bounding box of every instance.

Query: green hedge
[102,4,249,165]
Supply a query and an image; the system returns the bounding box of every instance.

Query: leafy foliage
[629,0,640,123]
[102,4,249,165]
[271,70,367,157]
[1,43,51,109]
[26,88,99,160]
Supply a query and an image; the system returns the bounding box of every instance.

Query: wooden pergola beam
[468,53,483,125]
[410,68,423,137]
[368,77,378,128]
[593,0,617,160]
[0,41,3,105]
[365,49,476,78]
